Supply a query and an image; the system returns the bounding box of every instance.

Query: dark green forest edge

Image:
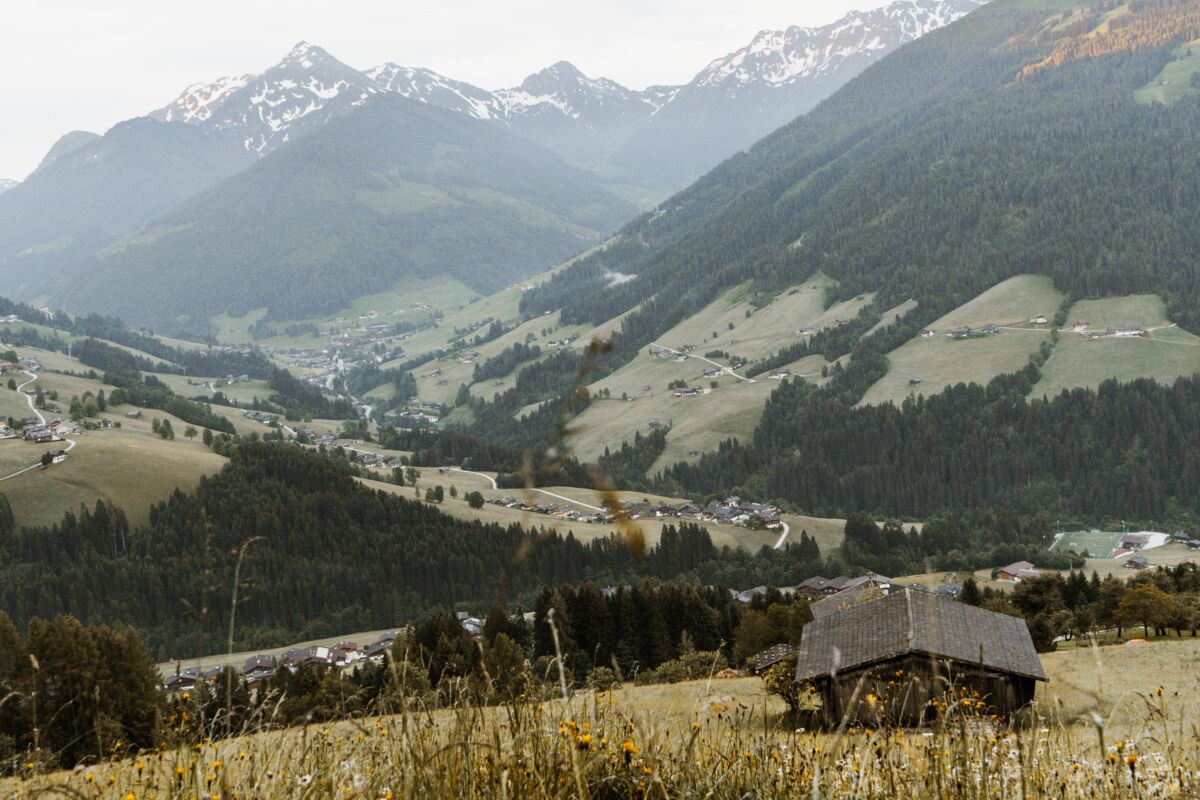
[403,0,1200,524]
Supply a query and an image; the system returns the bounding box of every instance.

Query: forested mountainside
[522,0,1200,347]
[51,96,634,332]
[0,119,252,298]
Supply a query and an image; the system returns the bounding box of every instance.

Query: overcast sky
[1,0,878,181]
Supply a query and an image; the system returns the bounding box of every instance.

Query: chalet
[981,324,1000,335]
[1188,540,1200,550]
[934,583,963,598]
[797,327,816,335]
[331,641,361,665]
[163,669,200,693]
[242,655,276,685]
[751,643,796,675]
[949,327,971,339]
[48,449,69,465]
[920,329,935,338]
[768,368,791,379]
[1124,555,1151,570]
[1073,320,1090,331]
[809,580,886,620]
[993,561,1038,582]
[794,589,1046,726]
[127,411,143,420]
[908,379,923,386]
[1030,314,1048,325]
[794,576,850,598]
[703,366,723,378]
[673,387,700,398]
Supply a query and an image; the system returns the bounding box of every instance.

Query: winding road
[0,371,77,483]
[649,343,757,383]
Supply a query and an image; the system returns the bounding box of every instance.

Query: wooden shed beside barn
[794,589,1046,726]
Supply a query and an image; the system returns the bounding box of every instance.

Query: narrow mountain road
[649,343,757,383]
[772,521,791,550]
[0,371,77,483]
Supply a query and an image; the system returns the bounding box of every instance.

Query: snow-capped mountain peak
[153,41,376,154]
[149,0,987,164]
[693,0,986,90]
[367,63,496,120]
[0,178,18,195]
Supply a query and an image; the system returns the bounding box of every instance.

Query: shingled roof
[809,580,886,620]
[794,589,1046,682]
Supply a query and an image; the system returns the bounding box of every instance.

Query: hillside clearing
[1033,294,1200,398]
[859,275,1063,406]
[1135,38,1200,105]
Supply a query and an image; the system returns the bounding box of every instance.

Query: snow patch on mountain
[0,179,17,195]
[693,0,986,89]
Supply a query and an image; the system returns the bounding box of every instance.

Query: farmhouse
[768,368,791,379]
[794,589,1046,726]
[1124,555,1151,570]
[993,560,1038,582]
[751,643,796,675]
[1030,314,1048,324]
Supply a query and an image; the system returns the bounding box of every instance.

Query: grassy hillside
[1033,294,1200,398]
[855,279,1200,408]
[0,353,229,529]
[860,275,1062,405]
[11,638,1200,798]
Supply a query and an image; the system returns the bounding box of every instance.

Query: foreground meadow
[4,638,1198,799]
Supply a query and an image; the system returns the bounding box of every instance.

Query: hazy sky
[1,0,877,180]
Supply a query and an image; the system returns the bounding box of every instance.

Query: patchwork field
[859,275,1063,406]
[565,276,860,469]
[1032,294,1200,398]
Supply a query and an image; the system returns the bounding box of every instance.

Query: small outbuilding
[794,589,1046,726]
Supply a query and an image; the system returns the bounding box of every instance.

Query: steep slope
[0,118,253,295]
[63,94,636,331]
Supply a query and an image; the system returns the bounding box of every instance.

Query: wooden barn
[794,589,1046,726]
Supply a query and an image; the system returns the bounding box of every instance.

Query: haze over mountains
[0,0,983,333]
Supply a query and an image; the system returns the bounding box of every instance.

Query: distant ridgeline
[0,443,1070,661]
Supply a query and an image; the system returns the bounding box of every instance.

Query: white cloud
[0,0,876,180]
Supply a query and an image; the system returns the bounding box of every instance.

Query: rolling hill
[50,95,636,332]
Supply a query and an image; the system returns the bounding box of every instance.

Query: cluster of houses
[163,613,499,693]
[20,417,76,443]
[485,495,786,531]
[163,634,401,693]
[242,409,278,425]
[946,324,1000,340]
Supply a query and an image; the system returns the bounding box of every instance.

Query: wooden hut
[794,589,1046,726]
